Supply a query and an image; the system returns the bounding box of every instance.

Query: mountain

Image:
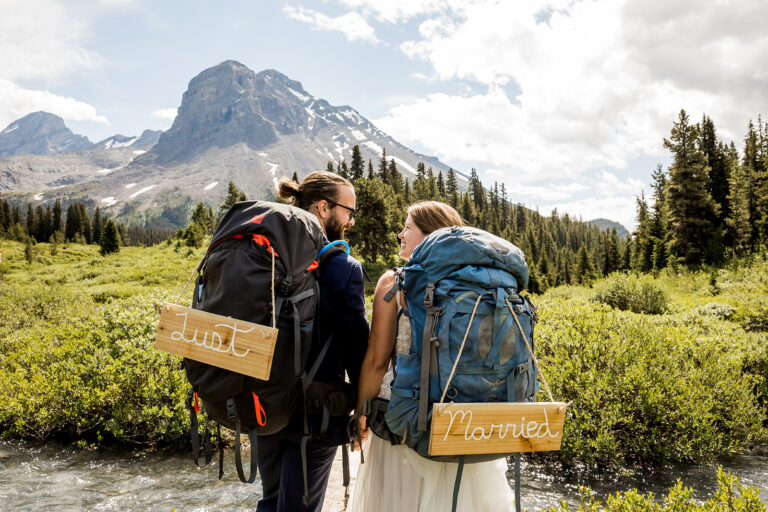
[95,130,163,150]
[0,112,93,157]
[0,61,460,228]
[588,218,630,239]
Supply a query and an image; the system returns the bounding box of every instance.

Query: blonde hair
[408,200,464,234]
[277,171,352,211]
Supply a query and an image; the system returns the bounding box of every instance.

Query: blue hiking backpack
[383,225,539,462]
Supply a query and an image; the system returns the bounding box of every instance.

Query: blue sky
[3,0,768,230]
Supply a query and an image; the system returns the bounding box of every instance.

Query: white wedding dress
[349,295,516,512]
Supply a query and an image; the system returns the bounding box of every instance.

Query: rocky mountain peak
[0,112,93,157]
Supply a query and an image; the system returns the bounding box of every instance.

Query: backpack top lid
[211,200,325,275]
[405,225,529,291]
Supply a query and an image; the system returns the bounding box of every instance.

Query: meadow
[1,239,766,469]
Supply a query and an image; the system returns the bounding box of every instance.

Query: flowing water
[0,440,766,511]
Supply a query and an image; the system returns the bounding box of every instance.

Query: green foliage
[543,468,765,512]
[537,294,766,466]
[592,273,669,315]
[0,240,201,446]
[99,220,121,255]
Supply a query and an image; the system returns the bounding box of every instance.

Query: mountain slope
[0,112,93,157]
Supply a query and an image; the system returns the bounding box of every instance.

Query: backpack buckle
[423,283,435,307]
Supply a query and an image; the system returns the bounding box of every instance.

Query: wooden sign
[155,303,278,380]
[428,402,568,456]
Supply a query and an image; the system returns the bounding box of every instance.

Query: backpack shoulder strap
[318,240,349,265]
[383,266,404,303]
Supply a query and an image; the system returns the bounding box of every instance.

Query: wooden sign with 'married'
[429,402,567,456]
[155,303,278,380]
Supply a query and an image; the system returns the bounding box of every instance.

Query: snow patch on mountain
[204,181,218,191]
[125,183,137,189]
[288,88,311,103]
[102,197,116,206]
[96,168,113,174]
[267,162,279,189]
[129,185,155,199]
[349,129,366,141]
[1,124,19,135]
[133,150,146,155]
[34,193,43,200]
[363,141,383,154]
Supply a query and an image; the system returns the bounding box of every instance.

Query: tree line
[632,110,768,270]
[326,145,627,293]
[0,197,172,254]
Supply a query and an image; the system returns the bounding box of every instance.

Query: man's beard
[325,216,347,241]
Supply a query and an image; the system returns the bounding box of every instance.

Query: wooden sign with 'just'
[155,303,278,380]
[428,402,568,456]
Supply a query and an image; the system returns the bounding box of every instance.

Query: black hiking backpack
[182,200,352,490]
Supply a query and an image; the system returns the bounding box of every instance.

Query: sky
[2,0,768,230]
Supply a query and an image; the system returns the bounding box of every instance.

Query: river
[0,440,766,511]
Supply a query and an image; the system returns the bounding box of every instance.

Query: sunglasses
[324,198,356,220]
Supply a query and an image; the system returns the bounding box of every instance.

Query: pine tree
[64,204,80,241]
[221,181,247,214]
[437,171,446,198]
[446,169,459,208]
[700,115,730,228]
[339,160,350,180]
[92,207,103,245]
[576,243,595,284]
[367,160,374,179]
[387,159,403,195]
[726,142,752,254]
[52,199,63,234]
[77,203,91,243]
[350,145,364,180]
[100,219,121,255]
[326,161,335,173]
[25,204,36,239]
[663,110,719,264]
[347,177,397,262]
[292,171,299,183]
[378,149,388,182]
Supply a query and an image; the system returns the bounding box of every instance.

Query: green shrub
[543,468,765,512]
[536,298,767,466]
[592,273,669,315]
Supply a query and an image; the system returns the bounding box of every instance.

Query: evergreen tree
[663,110,719,264]
[348,177,397,262]
[64,204,80,241]
[413,162,429,200]
[220,181,247,214]
[350,145,365,180]
[575,243,595,284]
[437,171,446,198]
[77,203,91,243]
[52,199,63,234]
[100,219,121,255]
[326,161,335,173]
[387,159,404,195]
[92,207,103,245]
[378,149,388,181]
[367,160,374,179]
[292,171,299,183]
[727,142,752,254]
[25,204,36,239]
[339,160,350,180]
[700,115,730,228]
[446,168,459,208]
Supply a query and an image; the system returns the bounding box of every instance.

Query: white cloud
[0,0,100,82]
[152,108,178,121]
[283,6,380,44]
[0,79,109,129]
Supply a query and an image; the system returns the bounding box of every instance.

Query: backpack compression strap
[227,399,259,484]
[418,283,440,432]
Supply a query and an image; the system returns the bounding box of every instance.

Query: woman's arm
[356,270,398,411]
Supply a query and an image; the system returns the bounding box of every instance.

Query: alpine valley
[0,60,458,228]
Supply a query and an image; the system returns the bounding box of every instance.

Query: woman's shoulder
[374,268,399,298]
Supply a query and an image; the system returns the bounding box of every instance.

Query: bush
[543,468,765,512]
[535,298,767,466]
[592,273,669,315]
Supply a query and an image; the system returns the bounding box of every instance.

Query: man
[256,171,369,512]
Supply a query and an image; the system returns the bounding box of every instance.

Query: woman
[349,201,516,512]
